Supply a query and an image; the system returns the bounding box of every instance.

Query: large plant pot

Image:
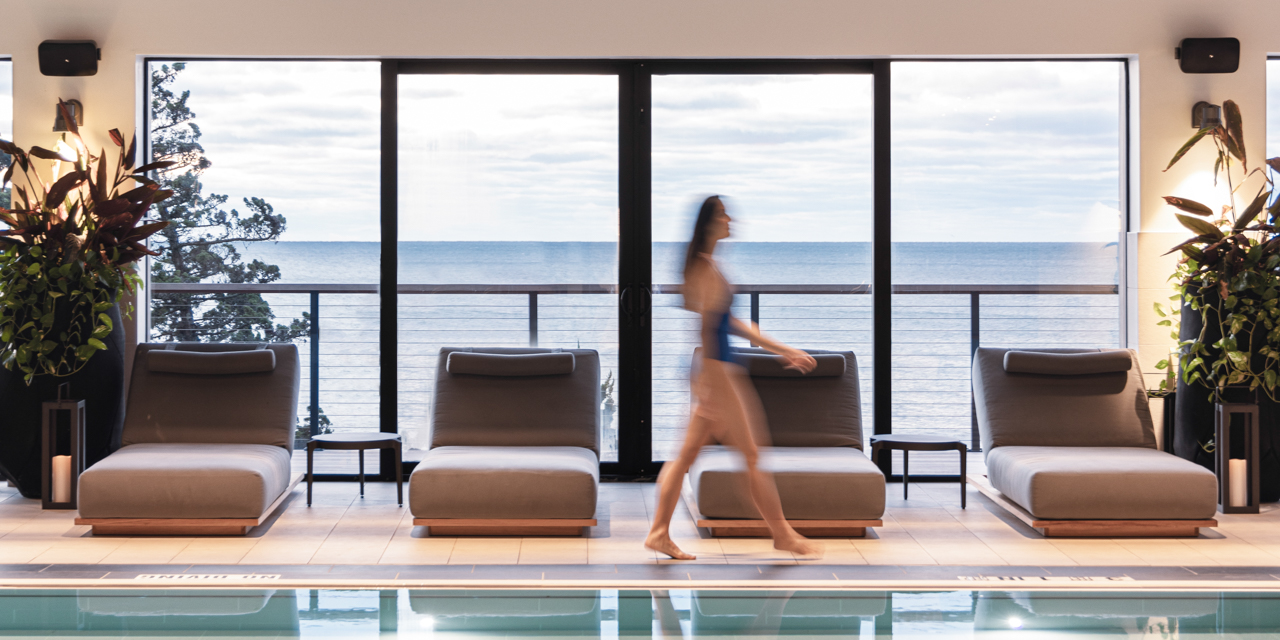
[0,302,125,499]
[1175,300,1280,502]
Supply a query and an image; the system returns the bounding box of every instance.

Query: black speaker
[1177,38,1239,74]
[38,41,100,77]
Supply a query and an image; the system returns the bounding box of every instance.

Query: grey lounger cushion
[987,446,1218,520]
[689,446,885,520]
[446,350,575,376]
[972,347,1155,455]
[78,443,293,519]
[410,446,599,519]
[432,347,601,456]
[124,343,300,449]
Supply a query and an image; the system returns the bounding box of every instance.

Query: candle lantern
[41,383,84,510]
[1215,401,1260,514]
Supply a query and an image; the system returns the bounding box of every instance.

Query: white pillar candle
[1229,458,1248,507]
[51,455,71,504]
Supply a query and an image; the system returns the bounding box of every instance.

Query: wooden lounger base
[966,474,1217,538]
[413,519,596,536]
[682,479,880,538]
[76,473,303,536]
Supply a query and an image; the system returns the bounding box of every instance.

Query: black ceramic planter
[1175,300,1280,502]
[0,303,125,499]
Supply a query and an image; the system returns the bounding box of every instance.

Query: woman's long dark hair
[682,195,723,283]
[681,195,724,310]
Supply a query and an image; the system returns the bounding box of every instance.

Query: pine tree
[147,63,308,343]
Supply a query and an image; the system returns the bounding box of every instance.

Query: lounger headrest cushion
[741,352,846,377]
[148,348,277,375]
[1003,350,1133,375]
[447,351,576,376]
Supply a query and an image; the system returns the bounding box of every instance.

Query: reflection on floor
[3,589,1273,638]
[0,479,1278,567]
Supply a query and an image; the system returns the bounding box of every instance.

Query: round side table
[306,433,403,507]
[869,434,968,508]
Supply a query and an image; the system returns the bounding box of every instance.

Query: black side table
[307,433,403,507]
[869,434,968,508]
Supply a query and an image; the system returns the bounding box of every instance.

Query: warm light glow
[49,139,76,186]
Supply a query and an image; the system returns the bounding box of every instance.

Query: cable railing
[150,282,1119,471]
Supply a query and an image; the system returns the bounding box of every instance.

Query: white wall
[0,0,1273,379]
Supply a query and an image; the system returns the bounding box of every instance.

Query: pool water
[0,589,1275,637]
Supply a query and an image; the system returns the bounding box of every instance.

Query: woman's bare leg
[717,366,821,557]
[646,407,713,560]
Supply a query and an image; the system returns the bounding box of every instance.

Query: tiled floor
[2,479,1279,568]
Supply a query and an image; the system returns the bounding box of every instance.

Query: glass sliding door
[0,59,10,208]
[144,60,382,474]
[649,71,875,461]
[397,72,621,463]
[890,61,1124,468]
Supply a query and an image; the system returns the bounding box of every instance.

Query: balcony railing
[150,282,1118,471]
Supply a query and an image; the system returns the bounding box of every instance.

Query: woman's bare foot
[646,533,696,560]
[774,535,823,559]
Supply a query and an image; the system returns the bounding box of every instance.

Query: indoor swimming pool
[0,588,1276,637]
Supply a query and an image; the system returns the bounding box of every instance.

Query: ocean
[166,241,1121,462]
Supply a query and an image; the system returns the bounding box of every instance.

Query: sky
[0,59,1128,243]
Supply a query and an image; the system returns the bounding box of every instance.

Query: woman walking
[644,196,821,560]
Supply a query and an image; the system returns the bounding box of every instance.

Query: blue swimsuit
[711,311,738,364]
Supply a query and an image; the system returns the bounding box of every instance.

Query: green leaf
[1176,214,1224,239]
[1234,189,1270,230]
[1164,196,1215,217]
[1224,100,1246,166]
[87,338,106,351]
[1154,303,1167,317]
[1166,127,1210,171]
[97,313,112,330]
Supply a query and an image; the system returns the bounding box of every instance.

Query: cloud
[0,61,11,139]
[151,60,1127,246]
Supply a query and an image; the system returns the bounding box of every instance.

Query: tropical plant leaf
[1176,213,1225,239]
[1224,100,1246,168]
[1268,157,1280,175]
[1164,196,1215,216]
[1166,127,1210,171]
[44,170,86,209]
[108,129,124,148]
[27,146,71,162]
[1235,189,1270,230]
[131,160,176,175]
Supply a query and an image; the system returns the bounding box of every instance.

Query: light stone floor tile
[0,541,55,563]
[1048,539,1150,566]
[8,479,1280,568]
[1115,538,1221,566]
[587,538,658,564]
[169,538,259,565]
[519,537,588,564]
[804,539,868,565]
[310,505,405,565]
[100,538,192,564]
[718,537,797,565]
[449,538,522,565]
[379,535,456,565]
[30,539,127,564]
[851,531,935,565]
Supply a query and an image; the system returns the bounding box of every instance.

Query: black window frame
[139,56,1129,481]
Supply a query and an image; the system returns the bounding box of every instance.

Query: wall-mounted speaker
[1177,38,1240,74]
[38,41,100,77]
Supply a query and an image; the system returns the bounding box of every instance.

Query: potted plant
[0,101,173,497]
[1157,100,1280,484]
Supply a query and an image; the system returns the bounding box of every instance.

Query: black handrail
[151,281,1120,448]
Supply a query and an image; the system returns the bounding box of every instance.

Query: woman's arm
[729,316,816,372]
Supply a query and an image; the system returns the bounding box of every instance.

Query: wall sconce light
[52,100,84,133]
[1192,101,1222,130]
